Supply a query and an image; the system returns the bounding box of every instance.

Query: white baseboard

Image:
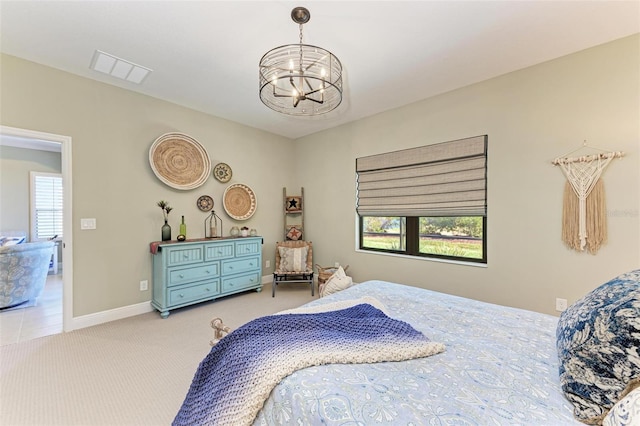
[68,301,154,331]
[68,278,276,331]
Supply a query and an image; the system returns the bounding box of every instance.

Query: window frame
[358,215,487,264]
[355,135,488,265]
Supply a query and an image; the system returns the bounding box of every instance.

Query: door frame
[0,125,73,332]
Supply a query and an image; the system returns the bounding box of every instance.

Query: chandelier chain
[298,24,304,86]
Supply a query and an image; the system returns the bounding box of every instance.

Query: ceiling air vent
[90,50,152,84]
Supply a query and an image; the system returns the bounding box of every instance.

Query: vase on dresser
[161,220,171,241]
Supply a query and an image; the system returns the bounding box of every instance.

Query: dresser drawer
[205,242,235,261]
[222,256,260,275]
[235,240,261,257]
[169,281,219,306]
[221,272,261,293]
[168,262,219,287]
[165,245,203,267]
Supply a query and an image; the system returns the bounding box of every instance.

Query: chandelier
[259,7,343,116]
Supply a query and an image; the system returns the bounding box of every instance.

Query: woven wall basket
[223,183,257,220]
[149,133,211,190]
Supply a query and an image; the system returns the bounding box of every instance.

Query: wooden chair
[272,240,314,297]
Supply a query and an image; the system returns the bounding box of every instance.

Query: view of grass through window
[362,216,483,260]
[419,217,483,259]
[362,217,406,251]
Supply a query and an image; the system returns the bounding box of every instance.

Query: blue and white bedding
[254,280,579,425]
[175,296,444,426]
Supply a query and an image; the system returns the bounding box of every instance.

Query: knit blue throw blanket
[173,303,445,426]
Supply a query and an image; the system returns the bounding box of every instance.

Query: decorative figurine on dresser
[150,237,263,318]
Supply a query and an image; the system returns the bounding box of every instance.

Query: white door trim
[0,125,74,332]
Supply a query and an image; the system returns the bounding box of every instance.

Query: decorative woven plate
[223,183,257,220]
[213,162,232,183]
[149,133,211,190]
[196,195,214,212]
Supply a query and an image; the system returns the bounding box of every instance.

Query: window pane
[419,217,483,259]
[362,216,406,251]
[32,174,63,240]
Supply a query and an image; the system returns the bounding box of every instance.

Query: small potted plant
[157,200,173,241]
[240,226,249,237]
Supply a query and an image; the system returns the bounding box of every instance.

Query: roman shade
[356,135,487,217]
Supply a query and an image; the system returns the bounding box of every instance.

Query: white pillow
[603,386,640,426]
[320,266,353,297]
[278,246,308,272]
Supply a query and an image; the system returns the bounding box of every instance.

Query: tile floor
[0,274,63,346]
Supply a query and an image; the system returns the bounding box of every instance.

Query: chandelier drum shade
[259,7,343,116]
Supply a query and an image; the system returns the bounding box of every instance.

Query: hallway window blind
[30,172,63,240]
[356,135,487,217]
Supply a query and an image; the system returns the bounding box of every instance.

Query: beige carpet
[0,283,316,426]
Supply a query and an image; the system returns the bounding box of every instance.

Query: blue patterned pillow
[603,387,640,426]
[557,269,640,424]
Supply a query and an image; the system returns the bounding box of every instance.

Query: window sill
[355,248,487,268]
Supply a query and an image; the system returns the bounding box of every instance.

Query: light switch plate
[81,218,97,230]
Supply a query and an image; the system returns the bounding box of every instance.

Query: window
[30,172,63,241]
[357,135,487,263]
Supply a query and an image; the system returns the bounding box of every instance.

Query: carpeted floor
[0,283,316,426]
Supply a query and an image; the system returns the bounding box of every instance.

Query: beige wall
[1,54,295,316]
[1,34,638,318]
[0,145,62,237]
[297,34,640,315]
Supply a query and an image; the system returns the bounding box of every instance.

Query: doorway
[0,125,73,343]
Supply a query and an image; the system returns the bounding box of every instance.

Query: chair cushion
[556,269,640,424]
[320,266,353,297]
[278,246,308,272]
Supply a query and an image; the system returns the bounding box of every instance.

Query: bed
[176,271,640,426]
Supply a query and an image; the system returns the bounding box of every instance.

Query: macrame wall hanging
[552,142,624,254]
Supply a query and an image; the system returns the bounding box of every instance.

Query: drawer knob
[206,270,210,274]
[250,278,254,282]
[183,254,188,259]
[179,293,184,298]
[249,263,253,266]
[229,282,234,287]
[229,266,233,269]
[246,248,250,251]
[179,274,184,278]
[206,288,210,291]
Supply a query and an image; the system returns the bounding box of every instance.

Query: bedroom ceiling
[1,1,638,140]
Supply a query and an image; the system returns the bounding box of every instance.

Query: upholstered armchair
[0,241,55,309]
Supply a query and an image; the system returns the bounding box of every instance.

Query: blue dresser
[151,237,262,318]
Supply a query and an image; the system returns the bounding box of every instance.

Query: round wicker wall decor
[223,183,257,220]
[149,133,211,190]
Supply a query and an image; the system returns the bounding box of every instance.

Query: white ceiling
[1,1,638,140]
